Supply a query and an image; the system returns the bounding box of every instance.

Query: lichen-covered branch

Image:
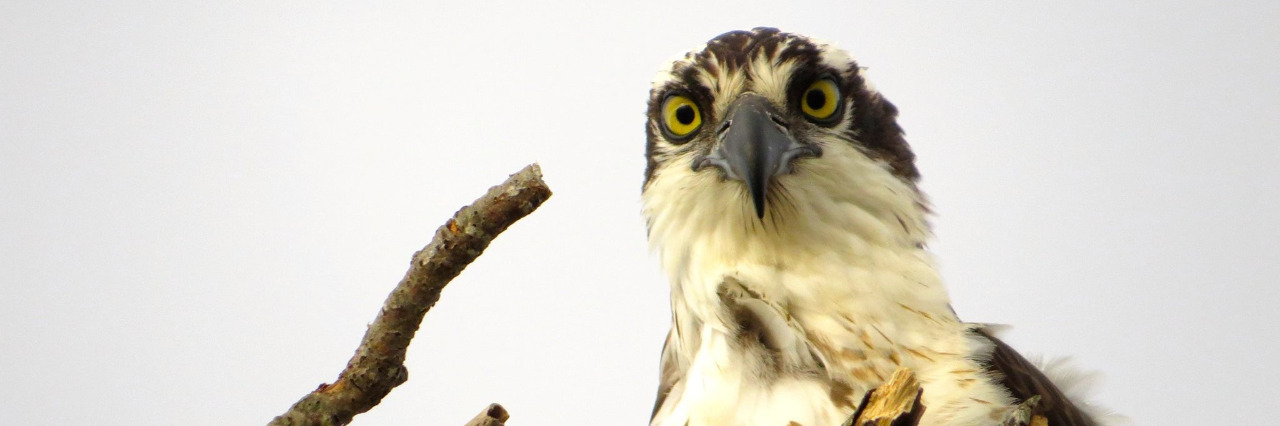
[268,164,551,426]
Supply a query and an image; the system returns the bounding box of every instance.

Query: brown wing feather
[650,328,684,421]
[975,328,1097,426]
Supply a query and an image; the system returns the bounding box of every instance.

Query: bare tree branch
[269,164,552,426]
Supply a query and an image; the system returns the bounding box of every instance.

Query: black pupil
[675,105,695,125]
[806,88,827,111]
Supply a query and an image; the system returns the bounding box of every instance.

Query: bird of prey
[642,28,1108,426]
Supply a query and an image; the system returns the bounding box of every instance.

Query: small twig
[844,367,926,426]
[463,403,509,426]
[1001,395,1047,426]
[269,164,552,426]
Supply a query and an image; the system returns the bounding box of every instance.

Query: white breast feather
[645,138,1018,425]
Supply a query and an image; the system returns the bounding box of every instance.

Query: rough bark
[268,164,551,426]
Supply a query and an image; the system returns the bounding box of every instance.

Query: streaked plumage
[641,28,1110,425]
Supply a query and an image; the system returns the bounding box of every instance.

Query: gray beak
[694,94,821,218]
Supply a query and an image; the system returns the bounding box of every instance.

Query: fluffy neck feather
[644,141,1016,426]
[644,140,931,279]
[643,139,957,349]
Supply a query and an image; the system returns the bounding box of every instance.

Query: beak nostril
[768,113,790,129]
[717,119,733,136]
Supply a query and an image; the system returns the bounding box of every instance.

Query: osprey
[642,28,1107,425]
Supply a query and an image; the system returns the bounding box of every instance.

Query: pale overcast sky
[2,1,1278,425]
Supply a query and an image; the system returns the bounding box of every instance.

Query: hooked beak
[693,94,821,218]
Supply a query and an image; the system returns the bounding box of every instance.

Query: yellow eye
[662,95,702,138]
[801,78,840,121]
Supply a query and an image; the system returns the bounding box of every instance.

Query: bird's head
[642,28,930,253]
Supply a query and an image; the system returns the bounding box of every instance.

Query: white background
[3,1,1278,424]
